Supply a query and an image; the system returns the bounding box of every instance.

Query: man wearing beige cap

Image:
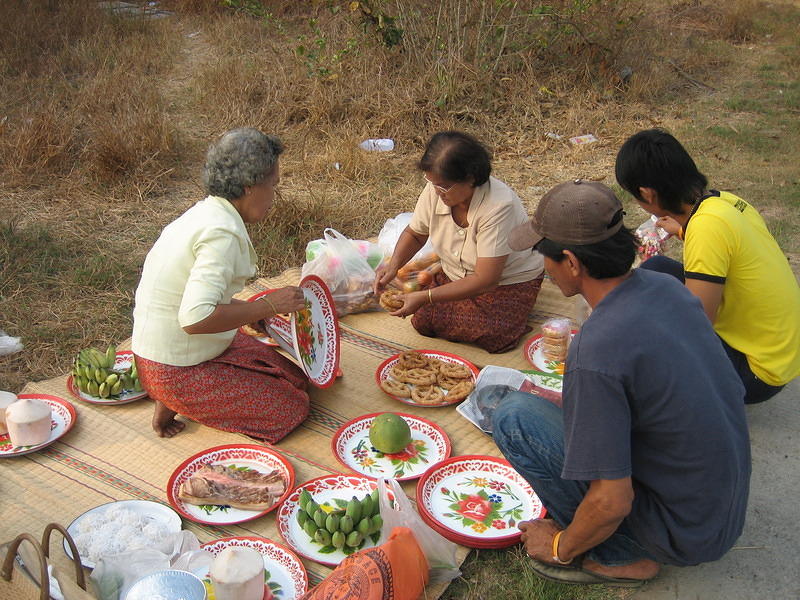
[492,180,750,586]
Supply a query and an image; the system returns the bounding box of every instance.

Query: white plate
[64,500,182,569]
[331,412,451,481]
[0,394,76,457]
[67,351,148,405]
[167,444,294,526]
[416,455,545,548]
[199,536,308,600]
[291,275,340,388]
[277,475,379,567]
[375,350,479,407]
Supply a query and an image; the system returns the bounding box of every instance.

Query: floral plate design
[240,289,293,348]
[291,275,340,388]
[66,351,148,405]
[167,444,295,525]
[200,536,308,600]
[277,474,378,567]
[0,394,77,457]
[523,331,577,375]
[331,412,451,481]
[416,455,546,548]
[374,350,479,407]
[64,500,181,569]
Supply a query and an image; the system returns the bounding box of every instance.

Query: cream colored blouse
[409,177,544,285]
[132,196,257,366]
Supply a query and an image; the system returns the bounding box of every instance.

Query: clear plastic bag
[300,228,380,316]
[377,213,435,264]
[90,531,212,600]
[376,478,460,585]
[635,215,669,262]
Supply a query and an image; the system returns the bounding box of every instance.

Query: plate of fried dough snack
[375,350,479,407]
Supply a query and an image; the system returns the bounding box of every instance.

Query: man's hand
[519,518,562,564]
[655,216,682,236]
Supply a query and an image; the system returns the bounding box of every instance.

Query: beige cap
[509,179,624,250]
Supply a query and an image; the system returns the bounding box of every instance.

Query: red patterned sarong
[411,270,543,353]
[135,331,309,443]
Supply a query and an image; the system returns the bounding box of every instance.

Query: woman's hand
[260,286,306,317]
[655,216,681,236]
[389,291,428,318]
[373,263,398,295]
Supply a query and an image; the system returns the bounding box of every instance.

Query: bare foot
[152,400,185,438]
[582,557,660,581]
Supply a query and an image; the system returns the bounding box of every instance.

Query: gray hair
[203,128,284,200]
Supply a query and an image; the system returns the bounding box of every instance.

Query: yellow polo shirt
[409,177,544,286]
[132,196,257,366]
[684,191,800,386]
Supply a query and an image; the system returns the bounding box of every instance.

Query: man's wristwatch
[551,530,573,565]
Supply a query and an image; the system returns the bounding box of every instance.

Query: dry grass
[0,0,792,400]
[1,0,797,596]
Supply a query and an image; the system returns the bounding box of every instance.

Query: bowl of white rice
[66,500,182,568]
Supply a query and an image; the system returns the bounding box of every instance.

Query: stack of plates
[415,455,546,549]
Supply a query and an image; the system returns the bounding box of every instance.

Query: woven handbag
[0,522,92,600]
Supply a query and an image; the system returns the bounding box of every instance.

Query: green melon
[369,413,412,454]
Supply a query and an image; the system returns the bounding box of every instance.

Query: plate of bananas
[67,345,148,405]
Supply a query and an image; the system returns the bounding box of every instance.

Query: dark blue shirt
[562,269,750,566]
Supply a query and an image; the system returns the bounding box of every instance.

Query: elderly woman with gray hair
[132,128,309,440]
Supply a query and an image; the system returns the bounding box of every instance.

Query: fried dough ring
[397,368,438,386]
[439,362,473,380]
[444,380,474,401]
[437,374,466,390]
[396,351,429,370]
[390,365,411,382]
[411,385,445,405]
[425,356,445,370]
[380,378,412,398]
[380,289,404,311]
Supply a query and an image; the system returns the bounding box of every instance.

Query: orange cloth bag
[299,526,429,600]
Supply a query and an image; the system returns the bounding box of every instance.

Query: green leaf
[318,545,336,554]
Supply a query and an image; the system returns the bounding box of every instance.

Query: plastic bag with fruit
[300,228,382,316]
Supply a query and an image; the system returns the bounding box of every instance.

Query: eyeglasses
[424,174,456,195]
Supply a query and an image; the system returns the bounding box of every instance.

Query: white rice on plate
[74,505,172,564]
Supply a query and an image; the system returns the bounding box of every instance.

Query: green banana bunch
[72,343,142,398]
[295,488,382,550]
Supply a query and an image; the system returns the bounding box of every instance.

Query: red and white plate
[291,275,340,388]
[240,289,292,348]
[416,455,546,549]
[199,536,308,600]
[277,474,378,567]
[167,444,294,526]
[0,394,77,457]
[331,412,451,481]
[66,351,148,405]
[375,350,479,407]
[523,331,577,374]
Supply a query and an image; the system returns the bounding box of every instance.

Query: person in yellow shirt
[132,128,309,439]
[615,128,800,403]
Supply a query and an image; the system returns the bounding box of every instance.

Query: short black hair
[417,131,492,186]
[535,226,637,279]
[615,129,708,213]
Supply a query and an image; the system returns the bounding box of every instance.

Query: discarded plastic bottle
[359,138,395,152]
